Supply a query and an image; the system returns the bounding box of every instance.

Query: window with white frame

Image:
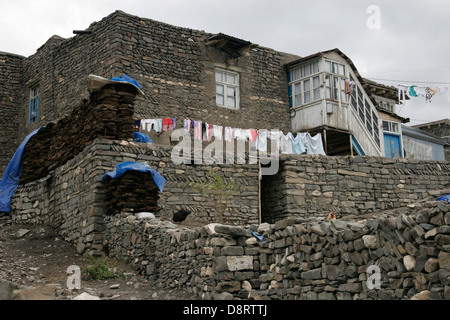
[215,70,239,109]
[324,60,348,103]
[382,120,400,133]
[29,85,39,124]
[377,99,395,113]
[288,60,320,108]
[350,74,381,147]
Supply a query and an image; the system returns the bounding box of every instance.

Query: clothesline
[134,117,326,156]
[397,84,450,105]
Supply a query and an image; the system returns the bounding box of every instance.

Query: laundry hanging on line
[397,84,450,104]
[135,116,326,156]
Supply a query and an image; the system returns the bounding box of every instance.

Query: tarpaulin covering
[101,162,166,193]
[437,194,450,203]
[0,128,40,212]
[133,131,153,143]
[110,74,142,90]
[88,74,144,95]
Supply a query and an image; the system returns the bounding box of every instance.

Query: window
[382,120,399,133]
[324,60,347,104]
[216,70,239,109]
[288,60,320,108]
[349,75,381,147]
[29,86,39,123]
[378,100,395,113]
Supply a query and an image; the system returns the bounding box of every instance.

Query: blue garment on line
[101,162,166,193]
[133,132,153,143]
[0,128,40,212]
[291,133,306,155]
[110,74,142,89]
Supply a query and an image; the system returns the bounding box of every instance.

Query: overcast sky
[1,0,449,127]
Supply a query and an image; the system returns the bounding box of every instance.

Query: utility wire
[367,77,450,85]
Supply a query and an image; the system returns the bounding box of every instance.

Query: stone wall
[20,83,137,184]
[0,52,24,175]
[17,15,121,144]
[10,138,261,252]
[5,10,295,159]
[112,10,293,138]
[102,200,450,300]
[261,155,450,223]
[10,138,106,253]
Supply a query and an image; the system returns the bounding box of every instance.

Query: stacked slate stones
[103,170,161,216]
[20,83,137,184]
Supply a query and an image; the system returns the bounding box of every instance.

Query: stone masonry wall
[10,138,261,252]
[8,10,294,157]
[113,10,293,138]
[10,139,107,254]
[262,155,450,223]
[103,200,450,300]
[17,15,121,146]
[0,52,24,175]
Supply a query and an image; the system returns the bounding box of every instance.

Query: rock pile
[103,200,450,300]
[103,170,161,216]
[20,84,137,184]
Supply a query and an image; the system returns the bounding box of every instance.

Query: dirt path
[0,221,197,300]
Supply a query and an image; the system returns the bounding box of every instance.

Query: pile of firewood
[20,84,137,184]
[103,170,161,216]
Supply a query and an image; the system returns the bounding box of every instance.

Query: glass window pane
[216,84,224,94]
[339,64,345,75]
[325,61,331,72]
[303,79,310,91]
[216,94,224,106]
[313,76,320,88]
[304,91,311,104]
[227,86,236,97]
[215,72,223,82]
[326,87,332,99]
[295,94,302,106]
[351,96,357,110]
[382,121,389,131]
[333,77,339,100]
[227,96,236,108]
[392,123,398,132]
[303,64,311,77]
[314,88,321,100]
[293,68,301,81]
[227,74,236,84]
[332,62,338,74]
[312,61,319,73]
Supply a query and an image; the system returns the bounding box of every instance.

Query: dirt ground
[0,221,197,300]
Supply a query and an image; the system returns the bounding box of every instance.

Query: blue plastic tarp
[101,162,166,193]
[133,132,153,143]
[437,194,450,203]
[0,128,40,212]
[110,74,142,89]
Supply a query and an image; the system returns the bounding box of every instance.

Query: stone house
[0,9,449,258]
[1,10,419,176]
[0,10,297,175]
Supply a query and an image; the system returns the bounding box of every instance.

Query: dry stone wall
[0,52,24,175]
[262,155,450,223]
[103,200,450,300]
